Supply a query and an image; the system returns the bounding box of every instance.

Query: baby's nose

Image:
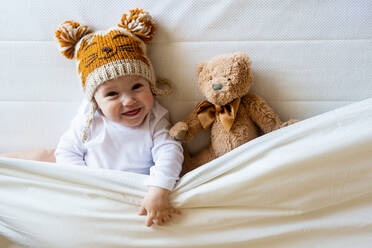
[122,96,137,105]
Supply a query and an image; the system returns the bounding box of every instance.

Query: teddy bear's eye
[227,78,231,81]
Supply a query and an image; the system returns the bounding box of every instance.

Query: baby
[54,9,183,227]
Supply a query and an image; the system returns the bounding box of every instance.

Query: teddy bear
[169,52,296,175]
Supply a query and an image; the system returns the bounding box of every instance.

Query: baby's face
[94,75,154,127]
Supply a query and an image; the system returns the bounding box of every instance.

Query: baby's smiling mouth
[122,108,141,117]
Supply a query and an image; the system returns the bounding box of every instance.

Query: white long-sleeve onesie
[55,100,183,190]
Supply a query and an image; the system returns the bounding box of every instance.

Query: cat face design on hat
[76,29,150,85]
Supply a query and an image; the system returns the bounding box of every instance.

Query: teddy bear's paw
[280,119,299,128]
[169,122,189,141]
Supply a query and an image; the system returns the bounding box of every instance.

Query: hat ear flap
[55,20,92,59]
[118,8,156,44]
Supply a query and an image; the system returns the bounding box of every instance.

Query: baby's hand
[138,186,181,227]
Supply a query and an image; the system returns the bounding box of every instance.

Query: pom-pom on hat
[55,9,171,141]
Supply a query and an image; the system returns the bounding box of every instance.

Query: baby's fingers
[162,213,172,224]
[155,212,166,226]
[156,211,176,226]
[137,206,147,216]
[146,212,155,227]
[171,207,182,215]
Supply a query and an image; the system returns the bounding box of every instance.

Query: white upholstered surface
[1,0,371,154]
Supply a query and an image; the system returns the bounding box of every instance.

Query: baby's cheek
[145,92,154,107]
[104,102,120,119]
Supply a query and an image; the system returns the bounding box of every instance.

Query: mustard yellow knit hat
[55,9,171,141]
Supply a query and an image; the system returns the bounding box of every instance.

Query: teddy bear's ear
[197,62,207,76]
[233,52,251,67]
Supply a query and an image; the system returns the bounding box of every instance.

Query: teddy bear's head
[197,52,253,106]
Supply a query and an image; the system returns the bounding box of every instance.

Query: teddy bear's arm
[169,110,203,142]
[241,93,283,134]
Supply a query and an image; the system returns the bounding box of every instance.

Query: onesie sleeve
[146,103,184,191]
[55,101,88,167]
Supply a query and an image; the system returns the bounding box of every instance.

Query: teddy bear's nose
[213,84,223,90]
[101,46,113,53]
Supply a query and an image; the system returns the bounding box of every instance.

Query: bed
[1,0,371,247]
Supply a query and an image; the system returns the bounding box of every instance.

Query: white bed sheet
[1,99,372,248]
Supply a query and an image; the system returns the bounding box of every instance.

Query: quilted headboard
[1,0,371,155]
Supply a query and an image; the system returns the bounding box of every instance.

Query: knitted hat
[55,9,171,141]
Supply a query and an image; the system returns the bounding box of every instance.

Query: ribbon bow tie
[195,98,241,132]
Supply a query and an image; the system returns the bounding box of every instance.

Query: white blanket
[1,99,372,248]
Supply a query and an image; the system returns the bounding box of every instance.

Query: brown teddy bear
[170,52,296,175]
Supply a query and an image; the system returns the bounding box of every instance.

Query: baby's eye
[132,83,143,90]
[105,91,118,97]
